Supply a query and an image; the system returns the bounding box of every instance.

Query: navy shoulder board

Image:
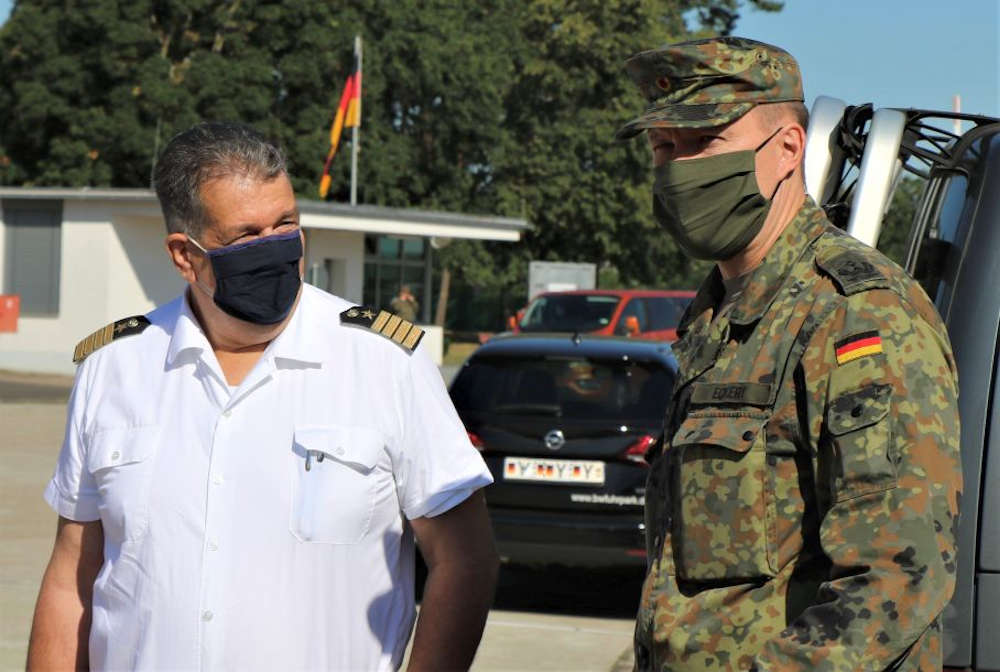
[340,306,424,353]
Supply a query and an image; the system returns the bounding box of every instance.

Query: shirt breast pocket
[671,411,775,581]
[290,425,384,544]
[86,426,158,544]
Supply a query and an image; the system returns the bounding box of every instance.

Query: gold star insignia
[361,309,375,319]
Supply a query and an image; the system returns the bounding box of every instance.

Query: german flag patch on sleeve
[834,330,883,365]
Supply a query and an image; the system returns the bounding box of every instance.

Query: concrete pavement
[471,609,634,671]
[0,402,65,669]
[0,369,72,403]
[0,380,637,671]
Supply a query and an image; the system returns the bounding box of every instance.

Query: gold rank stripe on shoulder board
[340,306,424,353]
[72,315,151,364]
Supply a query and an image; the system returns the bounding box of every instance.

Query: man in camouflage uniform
[616,37,962,671]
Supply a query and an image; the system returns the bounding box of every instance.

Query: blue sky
[734,0,999,119]
[1,0,997,119]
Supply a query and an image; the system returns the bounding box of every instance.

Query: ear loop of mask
[185,235,217,301]
[754,125,784,153]
[755,126,793,200]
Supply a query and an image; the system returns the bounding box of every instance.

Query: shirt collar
[677,196,828,336]
[165,286,323,368]
[265,287,324,366]
[165,290,212,367]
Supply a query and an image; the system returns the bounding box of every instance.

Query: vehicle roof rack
[805,98,1000,248]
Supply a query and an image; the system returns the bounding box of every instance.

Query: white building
[0,187,528,374]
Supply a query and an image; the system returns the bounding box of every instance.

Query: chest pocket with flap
[671,411,776,581]
[290,425,384,544]
[86,425,158,544]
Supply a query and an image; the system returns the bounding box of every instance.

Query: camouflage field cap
[615,36,803,140]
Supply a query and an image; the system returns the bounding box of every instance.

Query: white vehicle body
[805,97,1000,671]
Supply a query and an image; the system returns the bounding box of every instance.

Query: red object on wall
[0,295,20,332]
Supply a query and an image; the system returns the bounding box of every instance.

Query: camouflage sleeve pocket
[672,412,776,581]
[825,383,896,502]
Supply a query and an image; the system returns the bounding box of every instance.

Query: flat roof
[0,187,157,201]
[0,187,530,242]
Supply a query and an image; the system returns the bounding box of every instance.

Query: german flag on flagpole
[319,51,361,199]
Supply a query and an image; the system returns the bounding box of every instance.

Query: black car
[448,333,677,567]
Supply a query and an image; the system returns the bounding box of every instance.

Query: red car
[511,289,696,342]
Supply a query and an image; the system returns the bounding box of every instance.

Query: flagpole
[350,35,362,206]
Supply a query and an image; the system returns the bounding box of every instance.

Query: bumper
[490,506,647,567]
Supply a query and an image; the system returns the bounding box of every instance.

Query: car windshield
[518,295,621,332]
[450,354,673,422]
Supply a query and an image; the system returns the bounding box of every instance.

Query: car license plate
[502,457,605,485]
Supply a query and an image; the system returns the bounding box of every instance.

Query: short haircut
[152,121,287,238]
[756,101,810,131]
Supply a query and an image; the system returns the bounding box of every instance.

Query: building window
[3,199,62,316]
[363,235,429,322]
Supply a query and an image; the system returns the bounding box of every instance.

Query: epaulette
[340,306,424,353]
[72,315,150,364]
[815,240,892,296]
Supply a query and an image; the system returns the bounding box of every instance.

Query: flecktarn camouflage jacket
[634,198,962,672]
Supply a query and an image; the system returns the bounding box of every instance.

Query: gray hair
[151,121,287,238]
[756,101,810,132]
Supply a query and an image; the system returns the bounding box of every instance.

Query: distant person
[616,38,962,670]
[27,121,497,671]
[390,284,419,322]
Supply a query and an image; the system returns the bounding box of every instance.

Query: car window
[614,299,648,335]
[450,355,674,422]
[518,295,620,332]
[910,135,990,317]
[642,297,691,331]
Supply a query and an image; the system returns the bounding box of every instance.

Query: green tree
[0,0,781,329]
[877,176,924,267]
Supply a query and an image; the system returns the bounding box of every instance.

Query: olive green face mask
[652,127,782,261]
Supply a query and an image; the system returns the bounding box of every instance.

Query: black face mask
[189,230,303,325]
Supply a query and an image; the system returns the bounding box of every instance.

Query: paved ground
[0,373,638,671]
[0,369,72,404]
[472,565,640,671]
[0,402,65,670]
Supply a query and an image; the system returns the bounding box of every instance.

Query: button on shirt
[44,284,493,671]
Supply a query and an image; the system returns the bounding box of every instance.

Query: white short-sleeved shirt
[45,284,492,671]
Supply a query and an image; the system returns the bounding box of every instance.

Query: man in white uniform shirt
[27,122,499,671]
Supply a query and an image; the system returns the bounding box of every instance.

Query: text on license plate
[502,457,605,485]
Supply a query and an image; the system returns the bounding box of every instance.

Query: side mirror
[624,315,640,336]
[507,315,518,331]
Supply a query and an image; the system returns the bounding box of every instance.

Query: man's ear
[779,123,806,173]
[165,233,197,284]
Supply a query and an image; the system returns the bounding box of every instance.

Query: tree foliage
[0,0,781,328]
[877,176,923,267]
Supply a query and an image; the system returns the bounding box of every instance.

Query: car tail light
[622,434,655,466]
[468,431,486,452]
